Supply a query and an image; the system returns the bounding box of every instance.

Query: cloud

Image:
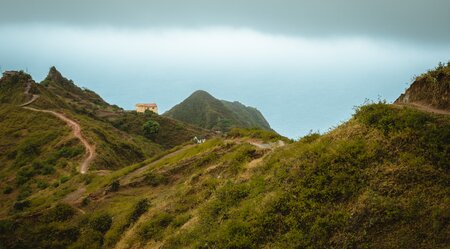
[1,0,449,44]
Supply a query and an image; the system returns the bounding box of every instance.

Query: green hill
[0,68,207,217]
[39,67,209,149]
[0,68,207,171]
[0,65,449,249]
[163,90,271,132]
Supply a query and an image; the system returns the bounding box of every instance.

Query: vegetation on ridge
[1,102,448,249]
[0,64,449,249]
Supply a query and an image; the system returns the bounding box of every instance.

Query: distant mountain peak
[164,90,272,132]
[46,66,64,83]
[190,90,215,99]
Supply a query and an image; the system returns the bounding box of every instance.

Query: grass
[1,66,450,248]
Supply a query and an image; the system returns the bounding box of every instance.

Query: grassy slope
[40,67,209,150]
[0,69,206,231]
[1,103,448,249]
[15,71,164,170]
[164,90,272,132]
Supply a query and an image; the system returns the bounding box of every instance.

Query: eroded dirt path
[20,81,95,174]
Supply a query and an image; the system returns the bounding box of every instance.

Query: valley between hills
[0,63,449,249]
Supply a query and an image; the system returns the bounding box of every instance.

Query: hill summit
[164,90,271,131]
[396,62,450,113]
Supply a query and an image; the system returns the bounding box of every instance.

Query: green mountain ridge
[0,68,208,217]
[163,90,272,132]
[0,64,449,249]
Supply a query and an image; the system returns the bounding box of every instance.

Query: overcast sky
[1,0,449,138]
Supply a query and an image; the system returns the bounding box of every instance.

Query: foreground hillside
[1,64,449,249]
[164,90,271,132]
[1,102,448,249]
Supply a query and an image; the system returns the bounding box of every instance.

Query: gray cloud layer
[1,0,450,44]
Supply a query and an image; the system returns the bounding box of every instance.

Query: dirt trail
[20,81,95,174]
[395,102,450,115]
[249,140,286,150]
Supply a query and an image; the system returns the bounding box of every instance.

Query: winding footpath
[20,81,95,174]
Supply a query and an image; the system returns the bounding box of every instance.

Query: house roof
[2,71,19,76]
[136,103,157,107]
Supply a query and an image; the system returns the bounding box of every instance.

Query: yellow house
[135,103,158,114]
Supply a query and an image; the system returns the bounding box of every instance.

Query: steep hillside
[1,103,448,249]
[0,69,211,220]
[221,100,271,130]
[396,62,450,112]
[38,67,209,149]
[164,90,271,132]
[1,65,449,249]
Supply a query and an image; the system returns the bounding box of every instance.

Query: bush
[89,213,112,234]
[16,166,35,185]
[17,184,32,200]
[3,186,13,194]
[142,119,160,137]
[43,203,76,222]
[37,180,49,189]
[57,146,84,159]
[109,180,120,192]
[13,200,31,211]
[129,198,150,224]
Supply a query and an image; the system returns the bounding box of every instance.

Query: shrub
[37,180,49,189]
[109,180,120,192]
[17,184,32,200]
[13,200,31,211]
[57,146,84,159]
[89,213,112,234]
[16,166,35,185]
[3,186,13,194]
[41,164,55,175]
[142,119,160,137]
[43,203,76,222]
[129,199,150,224]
